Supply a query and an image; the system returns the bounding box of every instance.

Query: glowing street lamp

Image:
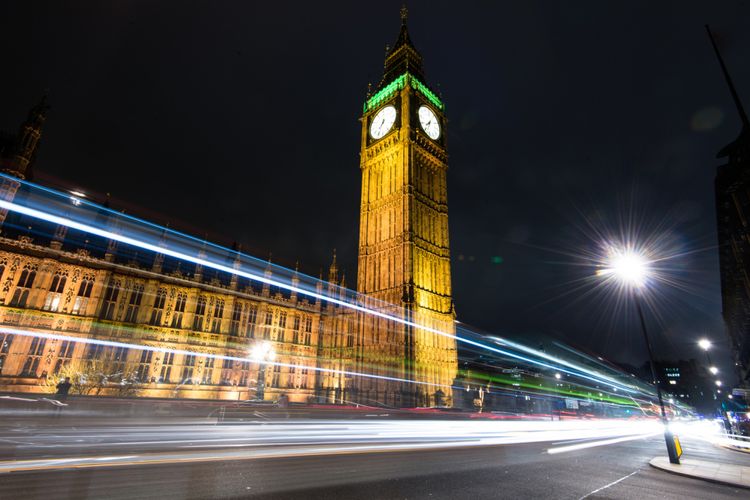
[250,341,276,401]
[597,245,680,464]
[697,338,721,403]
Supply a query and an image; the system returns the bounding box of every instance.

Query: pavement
[650,456,750,489]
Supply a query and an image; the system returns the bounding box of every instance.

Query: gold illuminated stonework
[355,13,458,407]
[0,235,352,403]
[0,11,456,408]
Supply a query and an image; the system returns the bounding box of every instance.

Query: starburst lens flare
[596,247,652,288]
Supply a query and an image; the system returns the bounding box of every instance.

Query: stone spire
[262,254,273,297]
[0,95,48,180]
[381,5,425,86]
[290,261,300,302]
[230,244,242,290]
[194,237,208,282]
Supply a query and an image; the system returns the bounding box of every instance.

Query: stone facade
[0,233,354,403]
[355,11,458,407]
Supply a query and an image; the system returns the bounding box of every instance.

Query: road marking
[579,470,639,499]
[547,432,660,454]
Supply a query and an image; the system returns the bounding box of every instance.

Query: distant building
[709,28,750,386]
[654,359,714,413]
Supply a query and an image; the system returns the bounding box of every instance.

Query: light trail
[547,431,662,454]
[0,174,660,394]
[0,188,645,396]
[0,418,673,473]
[0,326,446,390]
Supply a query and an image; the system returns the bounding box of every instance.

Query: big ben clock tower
[356,7,457,407]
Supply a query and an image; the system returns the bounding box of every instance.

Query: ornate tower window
[230,302,242,336]
[193,295,207,331]
[124,284,144,323]
[262,311,273,339]
[100,279,121,320]
[112,346,129,374]
[292,315,301,344]
[85,343,105,362]
[220,358,233,385]
[303,316,312,345]
[149,288,167,326]
[210,299,224,334]
[181,354,196,383]
[271,364,282,388]
[238,361,250,387]
[53,340,74,374]
[43,271,67,312]
[136,350,153,382]
[202,357,215,384]
[0,333,14,374]
[21,337,46,376]
[72,274,95,315]
[277,311,287,341]
[9,265,37,307]
[159,352,174,382]
[246,304,258,338]
[170,292,187,328]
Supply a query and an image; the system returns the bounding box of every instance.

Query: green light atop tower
[364,72,443,112]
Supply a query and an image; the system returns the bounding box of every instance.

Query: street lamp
[597,245,681,464]
[250,341,275,401]
[698,338,721,404]
[698,338,719,375]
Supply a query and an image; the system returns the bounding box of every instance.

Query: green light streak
[459,369,638,407]
[364,73,443,112]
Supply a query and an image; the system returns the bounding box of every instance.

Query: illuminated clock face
[418,106,441,140]
[369,105,397,140]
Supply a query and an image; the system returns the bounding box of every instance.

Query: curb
[649,457,750,490]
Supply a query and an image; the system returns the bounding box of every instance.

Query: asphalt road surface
[0,419,748,499]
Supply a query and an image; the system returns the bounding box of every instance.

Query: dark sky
[2,1,749,376]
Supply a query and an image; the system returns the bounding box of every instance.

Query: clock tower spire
[356,8,457,408]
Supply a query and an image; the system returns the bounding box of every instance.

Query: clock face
[418,106,441,140]
[369,105,397,140]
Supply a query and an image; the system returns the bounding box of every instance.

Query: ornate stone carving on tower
[356,7,457,407]
[0,96,49,227]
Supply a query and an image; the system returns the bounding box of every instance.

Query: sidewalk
[650,456,750,489]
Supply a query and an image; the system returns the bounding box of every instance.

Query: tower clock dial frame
[369,105,398,140]
[417,105,441,140]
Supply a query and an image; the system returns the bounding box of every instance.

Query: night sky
[2,1,749,376]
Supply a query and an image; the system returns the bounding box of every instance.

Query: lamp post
[596,246,681,464]
[698,338,720,404]
[250,341,275,401]
[698,338,719,376]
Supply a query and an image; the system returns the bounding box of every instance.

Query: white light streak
[0,195,644,395]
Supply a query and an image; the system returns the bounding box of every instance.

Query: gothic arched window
[72,274,95,315]
[149,288,167,326]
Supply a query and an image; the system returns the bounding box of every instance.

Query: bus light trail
[0,176,651,397]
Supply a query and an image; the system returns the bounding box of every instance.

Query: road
[0,418,747,499]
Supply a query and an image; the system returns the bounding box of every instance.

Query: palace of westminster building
[0,10,458,407]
